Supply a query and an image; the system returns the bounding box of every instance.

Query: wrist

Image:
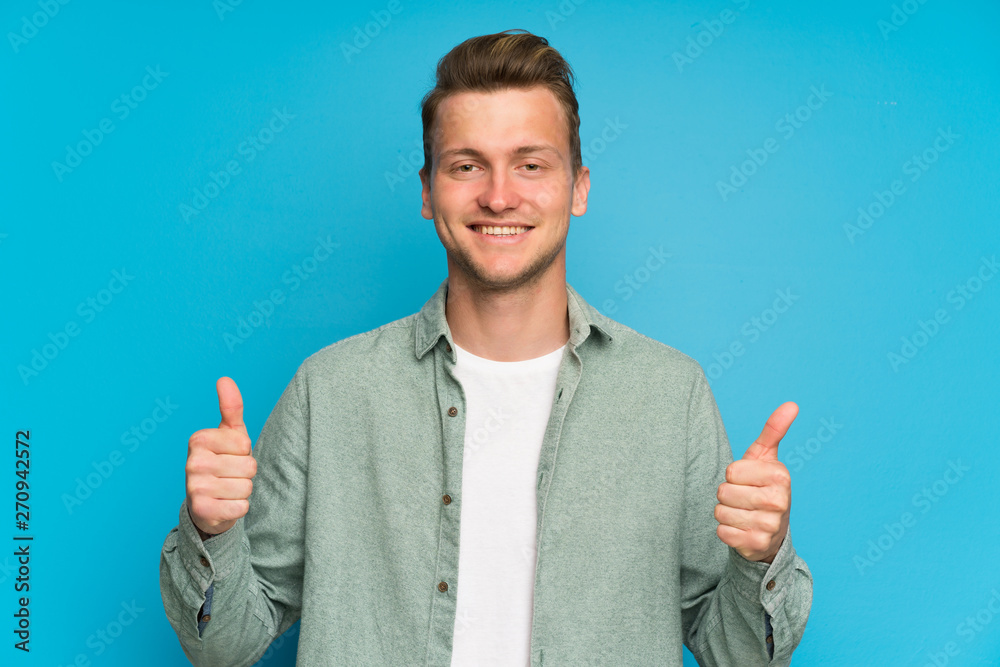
[186,502,219,541]
[195,525,217,541]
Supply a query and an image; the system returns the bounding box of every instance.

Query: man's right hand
[185,377,257,537]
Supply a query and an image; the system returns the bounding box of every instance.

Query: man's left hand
[714,402,799,564]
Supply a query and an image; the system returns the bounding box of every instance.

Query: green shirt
[159,278,813,666]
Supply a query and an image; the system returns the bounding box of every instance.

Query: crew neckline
[453,341,566,371]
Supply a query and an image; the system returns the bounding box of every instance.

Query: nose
[478,169,520,213]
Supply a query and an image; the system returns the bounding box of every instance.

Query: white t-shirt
[449,341,566,666]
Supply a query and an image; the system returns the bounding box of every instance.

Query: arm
[679,370,813,666]
[159,370,308,667]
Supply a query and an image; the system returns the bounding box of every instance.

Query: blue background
[2,0,998,665]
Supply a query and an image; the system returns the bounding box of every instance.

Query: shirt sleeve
[679,369,813,666]
[159,368,309,667]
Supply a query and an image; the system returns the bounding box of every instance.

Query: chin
[472,266,549,291]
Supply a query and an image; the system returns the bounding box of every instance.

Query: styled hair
[419,29,582,178]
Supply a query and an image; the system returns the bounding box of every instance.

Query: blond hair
[419,29,582,177]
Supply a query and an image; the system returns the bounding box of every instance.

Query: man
[160,29,812,666]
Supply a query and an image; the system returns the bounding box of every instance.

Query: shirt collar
[414,277,615,361]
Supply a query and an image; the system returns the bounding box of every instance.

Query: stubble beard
[443,219,567,294]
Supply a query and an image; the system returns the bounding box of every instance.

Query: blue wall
[3,1,998,665]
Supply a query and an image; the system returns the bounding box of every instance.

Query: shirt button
[200,556,210,567]
[766,580,776,591]
[202,614,211,623]
[766,634,773,644]
[438,581,449,592]
[442,494,452,505]
[446,343,452,352]
[447,406,458,417]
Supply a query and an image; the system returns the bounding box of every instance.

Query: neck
[444,262,570,362]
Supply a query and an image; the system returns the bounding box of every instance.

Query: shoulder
[590,309,707,385]
[296,312,419,379]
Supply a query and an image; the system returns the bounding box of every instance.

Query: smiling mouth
[468,224,533,236]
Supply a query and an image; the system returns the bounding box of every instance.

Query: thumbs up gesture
[185,377,258,537]
[714,402,798,564]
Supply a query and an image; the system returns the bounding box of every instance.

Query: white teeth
[473,225,529,236]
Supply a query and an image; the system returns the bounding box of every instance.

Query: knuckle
[223,430,251,455]
[758,490,780,511]
[189,429,213,450]
[773,489,790,510]
[236,499,250,518]
[185,453,212,477]
[189,496,209,518]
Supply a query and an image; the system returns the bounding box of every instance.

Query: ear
[571,165,590,217]
[419,166,433,220]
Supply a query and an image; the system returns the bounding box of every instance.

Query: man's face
[419,85,590,291]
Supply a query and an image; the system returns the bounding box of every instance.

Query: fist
[714,402,797,564]
[185,377,257,536]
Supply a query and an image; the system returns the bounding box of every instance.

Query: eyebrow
[438,144,562,162]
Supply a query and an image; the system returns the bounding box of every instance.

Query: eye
[523,163,540,171]
[456,164,477,173]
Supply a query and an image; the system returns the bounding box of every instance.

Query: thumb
[742,401,798,461]
[216,376,246,432]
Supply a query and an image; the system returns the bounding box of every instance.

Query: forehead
[432,86,568,155]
